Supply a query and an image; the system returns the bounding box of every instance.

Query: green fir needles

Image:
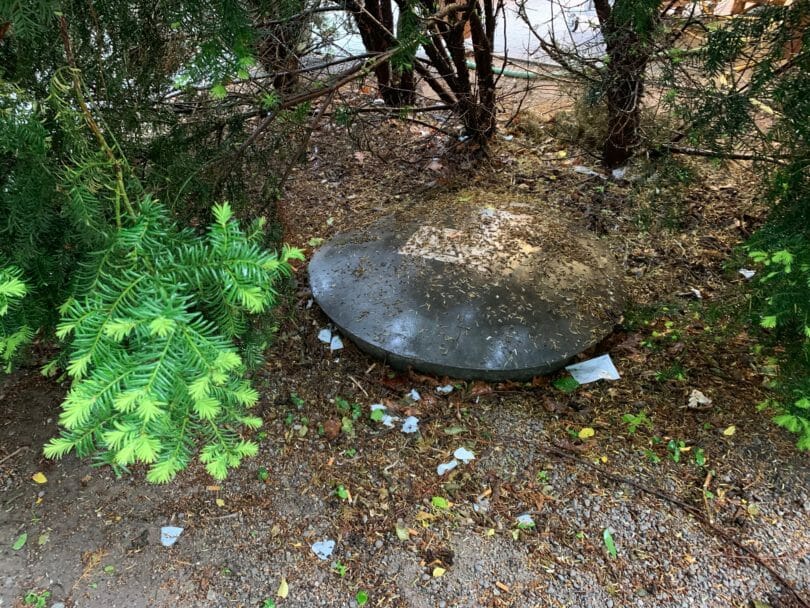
[44,201,303,483]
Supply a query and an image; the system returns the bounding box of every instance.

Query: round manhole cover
[309,204,625,380]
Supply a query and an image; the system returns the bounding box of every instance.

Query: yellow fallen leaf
[578,427,595,440]
[215,498,225,507]
[486,528,495,537]
[32,472,47,484]
[432,567,446,577]
[277,577,289,599]
[556,150,568,159]
[750,98,776,115]
[723,425,736,436]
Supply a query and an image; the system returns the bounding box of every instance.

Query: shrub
[42,201,302,482]
[0,9,305,480]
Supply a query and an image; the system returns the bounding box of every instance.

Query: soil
[1,83,809,608]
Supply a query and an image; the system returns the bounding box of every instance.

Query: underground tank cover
[308,205,624,381]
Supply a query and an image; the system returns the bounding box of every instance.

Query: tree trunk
[348,0,415,106]
[595,0,656,169]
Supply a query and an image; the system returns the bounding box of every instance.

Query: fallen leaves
[31,472,47,484]
[277,577,289,599]
[603,528,618,558]
[323,418,341,441]
[12,533,27,550]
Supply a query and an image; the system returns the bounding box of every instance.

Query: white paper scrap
[516,514,535,528]
[318,328,332,344]
[408,389,421,401]
[565,354,620,384]
[436,384,454,395]
[453,447,475,464]
[160,526,184,547]
[688,389,712,409]
[437,460,459,475]
[739,268,756,280]
[311,539,335,560]
[330,335,344,351]
[401,416,419,434]
[381,415,397,428]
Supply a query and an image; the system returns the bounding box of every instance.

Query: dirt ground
[1,83,809,608]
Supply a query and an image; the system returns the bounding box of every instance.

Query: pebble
[375,539,384,549]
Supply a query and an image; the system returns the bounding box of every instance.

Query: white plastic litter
[408,388,421,401]
[311,539,335,560]
[318,328,332,343]
[611,167,627,180]
[160,526,184,547]
[330,335,344,351]
[565,354,620,384]
[381,415,397,428]
[516,514,535,527]
[453,447,475,464]
[436,384,454,395]
[370,403,386,412]
[401,416,419,433]
[437,460,459,475]
[739,268,756,280]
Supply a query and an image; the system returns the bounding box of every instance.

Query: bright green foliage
[1,2,308,480]
[667,1,810,450]
[0,266,32,370]
[43,201,302,482]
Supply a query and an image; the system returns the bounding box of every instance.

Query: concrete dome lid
[309,203,625,381]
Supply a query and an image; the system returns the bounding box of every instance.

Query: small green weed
[331,560,347,577]
[23,591,50,608]
[553,376,580,393]
[667,439,687,463]
[336,397,361,420]
[621,412,652,435]
[643,449,661,464]
[655,362,687,382]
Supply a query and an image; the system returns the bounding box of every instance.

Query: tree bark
[595,0,655,169]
